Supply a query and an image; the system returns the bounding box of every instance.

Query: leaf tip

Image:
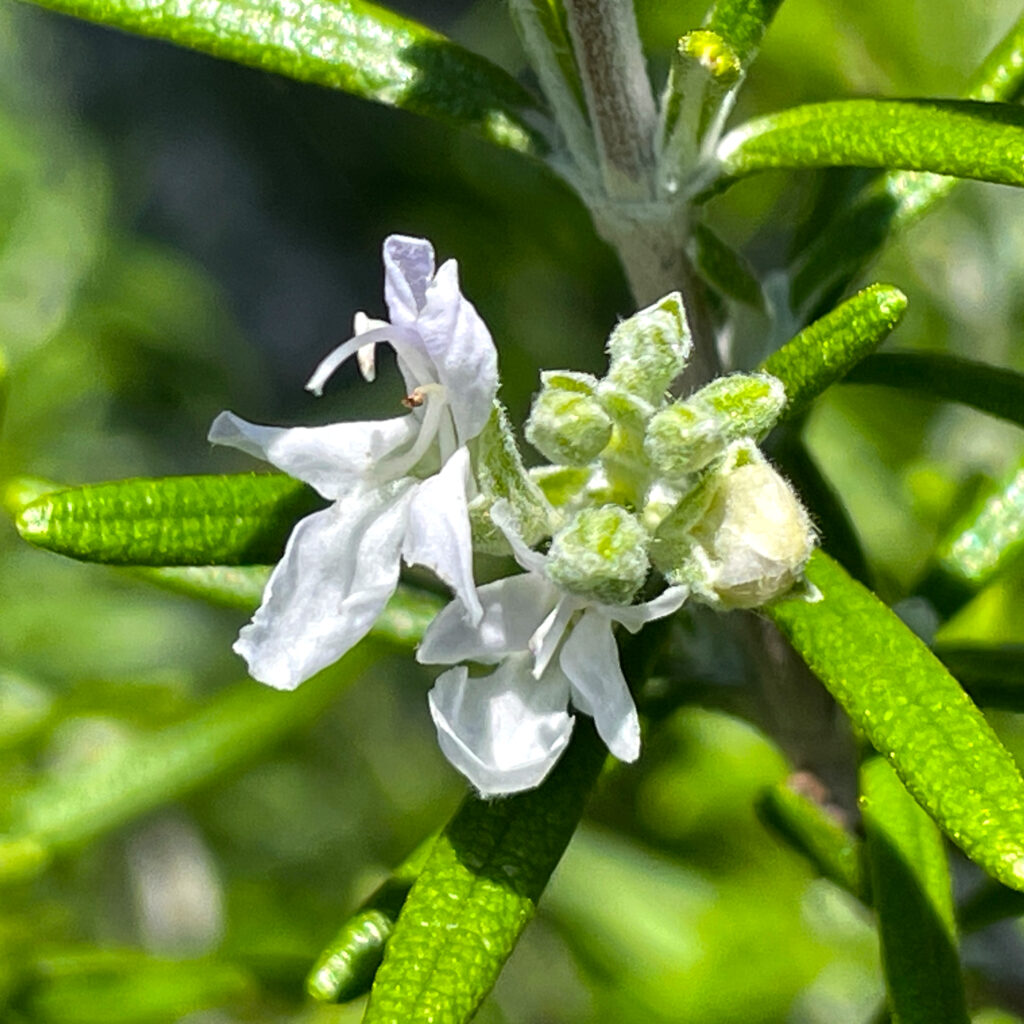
[15,497,53,545]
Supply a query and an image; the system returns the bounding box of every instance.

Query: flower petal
[609,585,689,633]
[560,610,640,763]
[428,654,575,796]
[416,259,498,444]
[235,481,414,690]
[383,235,436,327]
[401,447,482,622]
[208,411,418,500]
[417,572,558,666]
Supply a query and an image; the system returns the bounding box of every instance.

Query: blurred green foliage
[4,0,1024,1021]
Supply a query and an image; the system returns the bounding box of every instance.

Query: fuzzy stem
[562,0,657,200]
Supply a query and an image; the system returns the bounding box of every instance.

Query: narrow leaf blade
[712,99,1024,194]
[16,474,324,566]
[363,723,606,1024]
[760,283,908,419]
[15,0,547,155]
[703,0,785,66]
[756,778,866,899]
[861,757,969,1024]
[767,551,1024,893]
[0,643,377,885]
[919,454,1024,616]
[791,11,1024,316]
[307,832,437,1003]
[845,352,1024,428]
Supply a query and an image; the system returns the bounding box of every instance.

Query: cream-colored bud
[547,505,650,605]
[653,443,815,608]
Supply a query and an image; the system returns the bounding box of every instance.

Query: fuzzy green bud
[646,372,786,481]
[526,371,613,466]
[653,443,815,608]
[547,505,650,605]
[606,292,692,404]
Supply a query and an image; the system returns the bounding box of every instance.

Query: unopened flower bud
[646,372,786,480]
[547,505,650,605]
[653,443,815,608]
[526,372,613,466]
[606,292,692,404]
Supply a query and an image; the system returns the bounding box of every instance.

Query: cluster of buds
[215,237,816,795]
[508,292,815,613]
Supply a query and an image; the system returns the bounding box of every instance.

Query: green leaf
[702,0,785,66]
[844,352,1024,428]
[759,283,908,419]
[307,832,437,1003]
[919,454,1024,616]
[15,0,547,155]
[24,949,254,1024]
[790,11,1024,317]
[709,99,1024,196]
[690,221,764,310]
[860,757,969,1024]
[756,778,866,899]
[766,551,1024,893]
[0,643,377,885]
[363,722,606,1024]
[15,474,324,566]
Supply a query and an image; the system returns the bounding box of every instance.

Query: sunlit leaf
[15,0,548,155]
[709,100,1024,196]
[702,0,785,66]
[363,723,606,1024]
[861,757,969,1024]
[791,11,1024,316]
[768,551,1024,893]
[759,283,907,419]
[16,474,324,566]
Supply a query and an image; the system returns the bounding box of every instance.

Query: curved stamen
[305,324,424,397]
[382,383,448,481]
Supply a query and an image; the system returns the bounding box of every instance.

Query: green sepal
[362,722,606,1024]
[470,401,556,554]
[845,352,1024,429]
[861,757,969,1024]
[16,0,548,156]
[760,283,908,419]
[767,551,1024,893]
[525,371,613,466]
[756,778,866,900]
[709,99,1024,198]
[0,643,378,886]
[15,474,324,566]
[306,832,438,1003]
